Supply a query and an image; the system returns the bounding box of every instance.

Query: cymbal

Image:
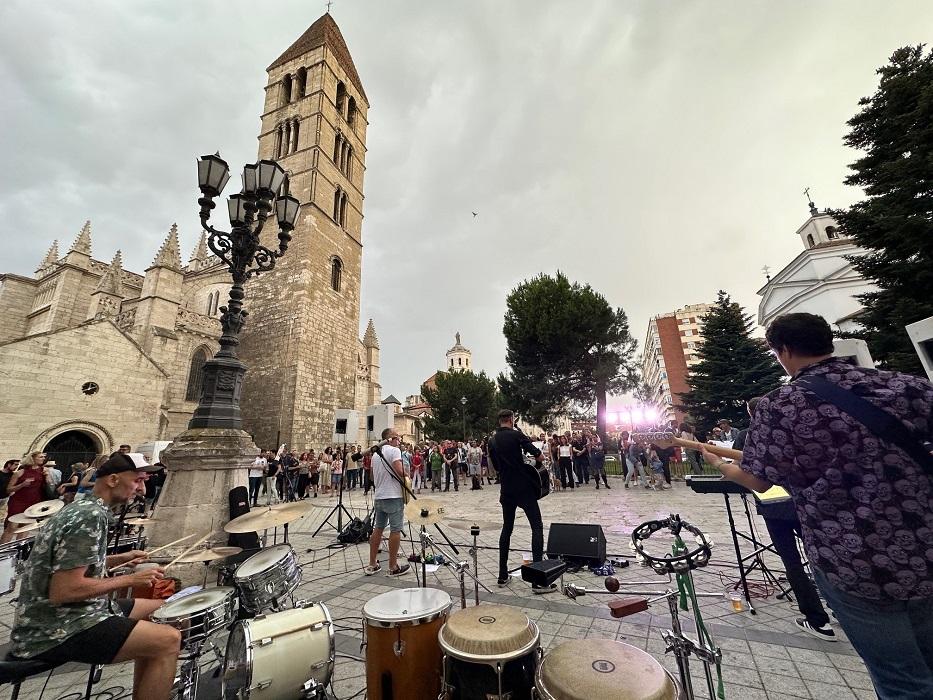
[405,499,447,526]
[223,501,313,533]
[123,517,151,526]
[24,500,63,518]
[9,513,39,525]
[13,521,43,534]
[175,546,243,563]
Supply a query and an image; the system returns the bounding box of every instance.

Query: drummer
[9,452,181,700]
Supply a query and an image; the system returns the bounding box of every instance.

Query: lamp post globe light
[189,154,300,429]
[460,396,467,441]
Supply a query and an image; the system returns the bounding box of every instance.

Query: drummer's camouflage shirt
[11,497,118,657]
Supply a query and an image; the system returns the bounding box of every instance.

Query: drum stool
[0,654,102,700]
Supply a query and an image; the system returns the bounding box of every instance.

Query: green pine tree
[678,291,785,433]
[829,45,933,374]
[421,370,499,441]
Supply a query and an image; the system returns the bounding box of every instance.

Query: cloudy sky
[1,1,929,403]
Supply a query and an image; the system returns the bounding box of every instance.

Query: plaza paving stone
[0,474,871,699]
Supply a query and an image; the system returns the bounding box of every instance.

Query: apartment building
[641,303,714,423]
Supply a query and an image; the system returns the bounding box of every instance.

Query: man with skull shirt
[705,313,933,700]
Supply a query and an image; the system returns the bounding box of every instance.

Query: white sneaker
[795,617,837,641]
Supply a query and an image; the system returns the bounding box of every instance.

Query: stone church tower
[238,14,368,450]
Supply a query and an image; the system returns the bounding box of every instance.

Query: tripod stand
[313,439,353,537]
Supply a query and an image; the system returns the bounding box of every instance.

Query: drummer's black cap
[96,452,158,477]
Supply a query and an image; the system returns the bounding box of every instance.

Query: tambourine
[631,514,711,576]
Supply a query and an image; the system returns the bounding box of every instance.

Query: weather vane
[762,265,771,281]
[326,0,333,12]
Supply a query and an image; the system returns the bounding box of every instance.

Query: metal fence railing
[602,454,718,479]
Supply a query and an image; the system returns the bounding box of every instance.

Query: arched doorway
[44,431,99,477]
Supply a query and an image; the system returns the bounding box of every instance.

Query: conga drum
[534,638,682,699]
[363,587,452,700]
[439,604,540,699]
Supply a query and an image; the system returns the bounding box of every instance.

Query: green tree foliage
[829,45,933,374]
[678,291,784,433]
[498,272,637,439]
[421,370,499,441]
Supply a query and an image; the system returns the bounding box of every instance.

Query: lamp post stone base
[146,427,258,586]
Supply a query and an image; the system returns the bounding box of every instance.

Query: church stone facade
[0,14,379,466]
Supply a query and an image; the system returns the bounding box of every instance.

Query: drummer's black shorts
[34,599,137,664]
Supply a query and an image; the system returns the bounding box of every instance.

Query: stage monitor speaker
[365,404,394,443]
[335,419,347,435]
[546,523,606,565]
[521,559,567,587]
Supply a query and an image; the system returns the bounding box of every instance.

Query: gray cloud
[1,0,929,402]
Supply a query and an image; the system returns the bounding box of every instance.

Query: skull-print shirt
[741,358,933,601]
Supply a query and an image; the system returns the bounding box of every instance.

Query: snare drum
[234,545,301,613]
[363,587,452,700]
[223,602,334,699]
[439,604,539,700]
[152,587,238,655]
[534,638,682,700]
[0,537,35,595]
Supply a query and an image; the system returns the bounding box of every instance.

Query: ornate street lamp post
[460,396,468,441]
[189,154,300,429]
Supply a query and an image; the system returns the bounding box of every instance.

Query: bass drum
[534,638,683,700]
[223,602,334,699]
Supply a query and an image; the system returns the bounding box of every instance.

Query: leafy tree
[421,370,499,441]
[678,291,784,433]
[498,272,638,440]
[829,45,933,374]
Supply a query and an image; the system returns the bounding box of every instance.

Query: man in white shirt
[248,454,267,507]
[365,429,411,578]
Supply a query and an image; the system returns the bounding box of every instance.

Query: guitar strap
[374,445,417,501]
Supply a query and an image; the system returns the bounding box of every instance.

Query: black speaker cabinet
[334,418,348,435]
[546,523,607,565]
[521,559,568,586]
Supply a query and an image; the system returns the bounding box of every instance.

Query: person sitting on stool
[9,452,181,699]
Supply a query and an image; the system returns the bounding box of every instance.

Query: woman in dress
[297,451,311,499]
[557,435,574,490]
[319,447,333,496]
[330,450,343,496]
[1,451,51,543]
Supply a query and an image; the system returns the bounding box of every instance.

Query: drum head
[537,639,676,700]
[363,587,451,624]
[440,604,536,659]
[236,544,292,577]
[155,587,235,619]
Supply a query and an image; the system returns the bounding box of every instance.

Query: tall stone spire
[188,231,209,271]
[36,240,60,273]
[363,319,379,348]
[152,223,183,270]
[69,221,92,255]
[96,250,124,295]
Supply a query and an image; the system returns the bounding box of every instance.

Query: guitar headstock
[631,431,678,448]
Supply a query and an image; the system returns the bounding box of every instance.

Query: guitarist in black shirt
[487,410,554,593]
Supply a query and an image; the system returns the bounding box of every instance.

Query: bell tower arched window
[185,347,211,401]
[295,68,307,99]
[282,74,293,105]
[336,81,346,116]
[806,234,815,248]
[347,97,357,127]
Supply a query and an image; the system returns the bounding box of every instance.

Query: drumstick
[162,532,212,572]
[145,533,198,557]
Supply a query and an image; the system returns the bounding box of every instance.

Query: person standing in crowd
[708,312,933,699]
[318,448,332,497]
[2,452,51,544]
[467,440,483,490]
[345,446,361,491]
[296,452,311,499]
[589,436,610,489]
[716,419,740,443]
[625,437,649,489]
[248,452,266,507]
[410,448,424,494]
[556,436,574,489]
[45,461,62,491]
[264,451,281,504]
[429,445,444,492]
[571,431,590,485]
[365,429,411,578]
[330,450,343,497]
[546,435,561,492]
[443,440,460,492]
[679,422,703,474]
[0,458,21,523]
[488,410,552,592]
[482,437,497,484]
[9,452,178,699]
[118,444,132,454]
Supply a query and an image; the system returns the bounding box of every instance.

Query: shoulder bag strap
[374,446,417,501]
[796,375,933,475]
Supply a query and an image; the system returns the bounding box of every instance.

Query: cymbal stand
[423,528,494,600]
[312,463,353,538]
[470,524,480,605]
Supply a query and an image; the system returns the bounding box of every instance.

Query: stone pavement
[0,474,873,699]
